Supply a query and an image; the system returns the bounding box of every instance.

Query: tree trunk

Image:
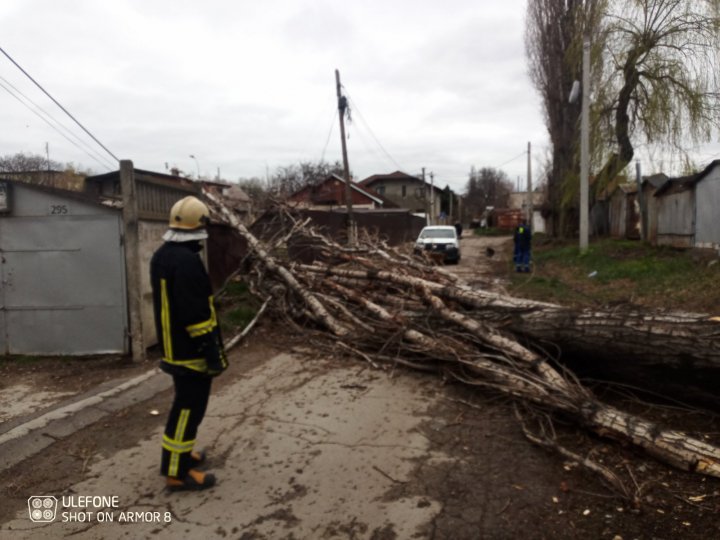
[203,194,720,482]
[299,264,720,370]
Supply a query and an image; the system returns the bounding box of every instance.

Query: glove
[198,334,228,377]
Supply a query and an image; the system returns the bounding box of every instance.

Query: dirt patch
[0,354,153,425]
[402,382,720,539]
[451,234,514,289]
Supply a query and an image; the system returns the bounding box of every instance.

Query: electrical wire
[319,107,338,163]
[0,78,115,170]
[0,45,119,162]
[345,93,406,171]
[0,75,115,170]
[492,150,528,170]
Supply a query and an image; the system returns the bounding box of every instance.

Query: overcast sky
[4,1,556,194]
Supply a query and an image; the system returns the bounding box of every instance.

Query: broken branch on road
[205,195,720,493]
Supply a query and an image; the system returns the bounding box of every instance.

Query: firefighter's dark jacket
[150,240,226,376]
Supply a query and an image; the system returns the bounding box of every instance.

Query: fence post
[120,160,146,362]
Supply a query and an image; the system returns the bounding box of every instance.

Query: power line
[319,107,337,163]
[0,75,115,170]
[0,78,112,168]
[0,45,119,162]
[345,93,405,171]
[492,150,528,170]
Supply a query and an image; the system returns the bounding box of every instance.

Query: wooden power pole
[422,167,429,225]
[335,69,355,245]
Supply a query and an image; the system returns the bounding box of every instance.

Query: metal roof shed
[0,180,127,355]
[653,176,696,248]
[693,160,720,250]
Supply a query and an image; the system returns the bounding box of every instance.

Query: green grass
[224,305,258,329]
[535,239,693,283]
[217,280,261,335]
[512,238,720,311]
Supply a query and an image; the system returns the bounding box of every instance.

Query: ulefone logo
[28,496,58,523]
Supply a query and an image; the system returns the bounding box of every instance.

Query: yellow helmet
[169,196,210,230]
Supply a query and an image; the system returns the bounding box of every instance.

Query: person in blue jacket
[513,220,532,272]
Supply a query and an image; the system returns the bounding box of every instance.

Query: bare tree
[269,160,347,198]
[0,152,62,173]
[525,0,606,237]
[464,167,514,219]
[0,152,89,190]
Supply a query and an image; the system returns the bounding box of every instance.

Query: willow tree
[592,0,720,192]
[527,0,720,235]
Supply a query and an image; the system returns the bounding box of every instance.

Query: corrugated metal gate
[0,183,127,355]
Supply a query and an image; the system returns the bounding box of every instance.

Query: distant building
[0,169,85,191]
[640,173,668,244]
[360,171,445,221]
[508,191,546,233]
[652,160,720,250]
[692,160,720,250]
[200,180,252,222]
[608,184,640,240]
[287,174,391,210]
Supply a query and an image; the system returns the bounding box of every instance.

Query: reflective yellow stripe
[160,279,173,360]
[167,409,191,477]
[186,321,214,337]
[185,296,218,337]
[162,434,195,453]
[162,357,207,372]
[175,409,190,441]
[169,453,179,477]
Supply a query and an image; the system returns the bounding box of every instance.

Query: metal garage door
[0,212,127,355]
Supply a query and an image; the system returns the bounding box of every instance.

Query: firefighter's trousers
[161,374,212,478]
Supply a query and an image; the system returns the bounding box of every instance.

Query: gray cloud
[0,0,551,192]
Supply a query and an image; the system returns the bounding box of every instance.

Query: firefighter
[150,195,228,491]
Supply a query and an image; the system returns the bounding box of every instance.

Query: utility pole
[430,171,435,224]
[579,33,591,252]
[449,187,454,223]
[526,141,533,226]
[45,142,50,185]
[422,167,429,225]
[335,69,355,245]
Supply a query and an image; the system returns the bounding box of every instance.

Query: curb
[0,368,172,472]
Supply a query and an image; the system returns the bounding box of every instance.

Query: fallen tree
[206,194,720,493]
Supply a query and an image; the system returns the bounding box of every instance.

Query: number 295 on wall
[49,204,69,215]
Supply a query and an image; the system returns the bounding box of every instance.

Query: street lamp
[189,154,200,180]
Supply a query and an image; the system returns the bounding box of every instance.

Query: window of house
[402,185,407,198]
[376,186,385,196]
